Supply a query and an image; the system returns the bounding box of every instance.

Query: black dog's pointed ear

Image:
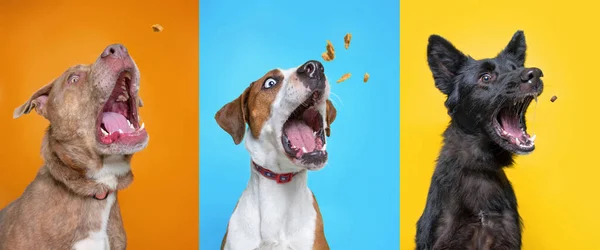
[427,35,468,95]
[500,30,527,66]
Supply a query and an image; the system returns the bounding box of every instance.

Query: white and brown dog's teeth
[139,122,145,130]
[117,95,129,102]
[101,128,109,136]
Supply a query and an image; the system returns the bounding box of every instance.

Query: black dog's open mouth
[493,95,536,151]
[281,91,327,163]
[97,70,147,145]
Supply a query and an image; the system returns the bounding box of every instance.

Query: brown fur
[215,69,284,144]
[312,193,329,250]
[0,45,145,250]
[324,100,336,137]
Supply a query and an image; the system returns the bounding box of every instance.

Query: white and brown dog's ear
[325,99,337,137]
[13,82,54,119]
[215,87,251,145]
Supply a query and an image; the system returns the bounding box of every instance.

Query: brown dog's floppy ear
[325,99,337,137]
[13,82,53,119]
[215,87,251,145]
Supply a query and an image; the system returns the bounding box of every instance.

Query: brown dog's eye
[479,73,494,83]
[68,74,80,84]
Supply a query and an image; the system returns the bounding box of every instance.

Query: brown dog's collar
[253,162,300,184]
[93,191,112,200]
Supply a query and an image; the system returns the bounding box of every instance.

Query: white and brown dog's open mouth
[281,90,327,165]
[97,69,147,146]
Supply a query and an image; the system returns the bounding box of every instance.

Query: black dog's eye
[511,65,517,70]
[479,73,494,83]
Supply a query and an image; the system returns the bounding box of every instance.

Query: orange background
[0,1,198,249]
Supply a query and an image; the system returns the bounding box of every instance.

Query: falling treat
[337,73,351,83]
[344,33,352,49]
[363,72,370,83]
[550,95,557,102]
[326,40,335,55]
[321,52,333,62]
[152,24,164,32]
[322,40,335,61]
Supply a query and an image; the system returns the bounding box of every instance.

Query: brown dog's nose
[101,44,128,59]
[297,60,325,80]
[520,67,543,83]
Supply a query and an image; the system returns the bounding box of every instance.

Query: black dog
[415,31,543,250]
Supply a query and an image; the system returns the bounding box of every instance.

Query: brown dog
[0,44,148,250]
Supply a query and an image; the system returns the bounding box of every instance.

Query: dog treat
[321,40,335,62]
[344,33,352,49]
[326,40,335,55]
[337,73,351,83]
[321,51,333,62]
[363,72,370,83]
[550,95,557,102]
[151,24,163,32]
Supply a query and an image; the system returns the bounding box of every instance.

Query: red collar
[93,191,112,200]
[253,162,300,184]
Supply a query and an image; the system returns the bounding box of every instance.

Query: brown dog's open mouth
[281,91,327,163]
[97,70,147,145]
[493,95,535,151]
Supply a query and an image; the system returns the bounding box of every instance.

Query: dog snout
[520,67,543,83]
[297,60,325,80]
[297,60,326,90]
[100,44,129,59]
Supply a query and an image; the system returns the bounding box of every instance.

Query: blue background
[200,0,399,249]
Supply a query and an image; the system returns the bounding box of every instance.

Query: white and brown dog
[216,60,337,250]
[0,44,148,250]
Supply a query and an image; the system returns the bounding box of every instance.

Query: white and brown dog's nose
[100,44,129,59]
[296,60,326,90]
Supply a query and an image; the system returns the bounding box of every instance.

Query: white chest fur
[73,155,129,250]
[72,192,116,250]
[91,155,131,190]
[224,170,317,250]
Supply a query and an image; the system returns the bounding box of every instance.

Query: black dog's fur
[415,31,544,250]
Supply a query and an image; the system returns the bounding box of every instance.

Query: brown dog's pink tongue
[285,120,316,153]
[102,112,135,134]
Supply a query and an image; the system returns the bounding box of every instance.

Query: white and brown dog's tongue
[102,112,135,134]
[285,120,318,158]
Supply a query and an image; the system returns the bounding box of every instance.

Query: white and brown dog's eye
[68,74,80,84]
[263,78,277,89]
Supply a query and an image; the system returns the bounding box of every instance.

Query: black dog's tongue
[499,110,522,137]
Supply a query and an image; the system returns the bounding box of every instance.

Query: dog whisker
[329,92,344,107]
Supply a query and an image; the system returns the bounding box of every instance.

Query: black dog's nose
[297,60,324,79]
[101,44,129,59]
[520,67,543,82]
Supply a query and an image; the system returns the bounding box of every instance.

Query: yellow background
[0,1,198,249]
[400,0,600,249]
